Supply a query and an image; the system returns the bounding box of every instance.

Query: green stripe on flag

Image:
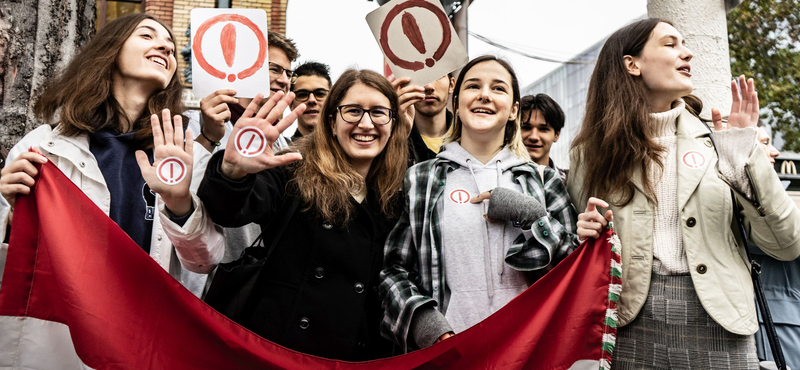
[611,268,622,278]
[608,292,620,302]
[605,317,617,328]
[602,341,614,352]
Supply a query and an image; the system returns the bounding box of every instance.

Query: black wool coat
[198,151,396,361]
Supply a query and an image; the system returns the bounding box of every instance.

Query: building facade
[520,40,603,169]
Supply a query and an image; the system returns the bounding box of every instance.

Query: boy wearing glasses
[279,61,332,149]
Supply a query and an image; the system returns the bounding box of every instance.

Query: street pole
[648,0,732,118]
[451,0,470,82]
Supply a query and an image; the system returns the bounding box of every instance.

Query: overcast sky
[285,0,648,88]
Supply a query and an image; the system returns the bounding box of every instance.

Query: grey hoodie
[436,142,533,334]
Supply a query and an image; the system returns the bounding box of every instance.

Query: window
[96,0,143,30]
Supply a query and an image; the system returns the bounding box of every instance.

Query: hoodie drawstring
[466,159,506,303]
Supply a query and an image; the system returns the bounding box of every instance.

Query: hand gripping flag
[0,160,622,369]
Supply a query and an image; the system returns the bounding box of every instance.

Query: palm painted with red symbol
[221,91,306,180]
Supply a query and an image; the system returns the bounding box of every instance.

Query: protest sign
[191,9,269,98]
[367,0,469,86]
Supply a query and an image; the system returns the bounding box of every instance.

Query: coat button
[47,142,54,147]
[686,217,696,227]
[542,230,549,237]
[354,282,365,294]
[322,221,332,230]
[299,317,310,329]
[704,139,713,147]
[156,235,162,241]
[314,267,324,279]
[697,264,708,274]
[79,162,85,168]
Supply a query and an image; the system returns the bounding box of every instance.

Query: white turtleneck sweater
[648,100,758,275]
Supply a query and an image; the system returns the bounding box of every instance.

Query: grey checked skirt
[612,273,759,370]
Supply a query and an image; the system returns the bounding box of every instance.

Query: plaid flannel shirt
[379,158,580,351]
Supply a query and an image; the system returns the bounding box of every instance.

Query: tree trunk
[0,0,95,149]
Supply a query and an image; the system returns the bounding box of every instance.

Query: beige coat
[567,109,800,335]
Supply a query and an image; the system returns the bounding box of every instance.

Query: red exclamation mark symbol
[402,12,426,55]
[221,23,237,82]
[169,162,174,183]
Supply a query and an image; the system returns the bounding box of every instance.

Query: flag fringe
[600,226,622,370]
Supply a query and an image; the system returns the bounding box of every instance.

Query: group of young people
[0,12,798,370]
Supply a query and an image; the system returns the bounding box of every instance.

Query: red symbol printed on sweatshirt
[682,151,706,169]
[235,127,267,157]
[156,157,187,185]
[450,189,470,204]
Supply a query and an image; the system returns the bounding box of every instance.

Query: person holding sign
[0,14,224,368]
[380,55,580,351]
[567,19,800,368]
[197,69,408,360]
[192,31,299,153]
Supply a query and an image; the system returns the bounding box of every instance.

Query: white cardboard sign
[191,9,269,99]
[366,0,468,86]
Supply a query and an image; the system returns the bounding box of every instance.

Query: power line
[468,31,595,65]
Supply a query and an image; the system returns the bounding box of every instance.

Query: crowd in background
[0,12,798,370]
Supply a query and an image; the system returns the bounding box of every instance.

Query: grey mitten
[486,187,547,229]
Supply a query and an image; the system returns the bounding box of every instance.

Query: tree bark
[0,0,95,149]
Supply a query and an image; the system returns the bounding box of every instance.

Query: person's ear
[553,130,561,142]
[448,77,456,94]
[508,101,520,121]
[624,55,641,76]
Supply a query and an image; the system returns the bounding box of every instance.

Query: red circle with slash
[156,157,187,185]
[235,127,267,157]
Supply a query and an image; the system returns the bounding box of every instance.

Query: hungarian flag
[0,161,622,369]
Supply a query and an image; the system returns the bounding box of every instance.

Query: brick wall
[145,0,174,27]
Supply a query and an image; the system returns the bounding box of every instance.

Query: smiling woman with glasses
[197,68,409,360]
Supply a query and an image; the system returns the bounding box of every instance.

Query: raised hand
[712,75,760,131]
[136,109,194,217]
[577,197,613,241]
[220,91,306,180]
[0,149,48,214]
[391,76,425,132]
[200,89,238,142]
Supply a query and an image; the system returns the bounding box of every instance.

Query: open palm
[136,109,194,216]
[221,91,306,180]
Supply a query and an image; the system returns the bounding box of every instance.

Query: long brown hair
[572,18,673,206]
[34,13,184,148]
[444,55,528,160]
[291,69,408,225]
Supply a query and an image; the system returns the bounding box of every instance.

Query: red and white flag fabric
[0,161,622,369]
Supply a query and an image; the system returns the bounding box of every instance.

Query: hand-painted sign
[367,0,468,86]
[191,9,269,99]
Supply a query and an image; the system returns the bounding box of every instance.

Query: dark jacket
[198,151,395,361]
[407,110,453,165]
